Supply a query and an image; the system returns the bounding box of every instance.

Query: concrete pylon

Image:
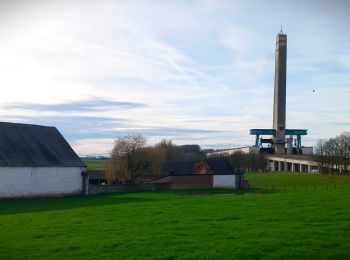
[273,32,287,154]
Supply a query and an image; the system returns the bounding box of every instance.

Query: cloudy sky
[0,0,349,155]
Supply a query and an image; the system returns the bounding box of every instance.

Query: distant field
[1,173,350,259]
[83,160,107,170]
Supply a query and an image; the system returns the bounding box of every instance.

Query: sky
[0,0,349,156]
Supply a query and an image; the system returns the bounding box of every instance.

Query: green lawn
[248,172,350,192]
[248,172,350,186]
[1,173,350,259]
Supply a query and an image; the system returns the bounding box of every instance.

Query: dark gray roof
[161,158,240,176]
[0,122,85,167]
[206,158,234,174]
[161,161,196,176]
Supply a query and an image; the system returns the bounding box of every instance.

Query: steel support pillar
[255,135,260,147]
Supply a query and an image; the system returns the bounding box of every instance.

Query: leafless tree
[209,151,267,172]
[107,136,206,183]
[107,134,147,183]
[314,132,350,174]
[155,139,204,161]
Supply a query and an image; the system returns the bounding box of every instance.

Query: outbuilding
[152,158,245,189]
[0,122,86,198]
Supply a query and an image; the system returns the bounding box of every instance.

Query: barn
[0,122,86,198]
[152,158,245,189]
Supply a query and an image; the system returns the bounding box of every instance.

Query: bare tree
[107,135,172,183]
[107,136,206,183]
[144,146,166,176]
[314,132,350,174]
[155,139,204,161]
[107,134,147,183]
[155,139,181,160]
[209,151,266,172]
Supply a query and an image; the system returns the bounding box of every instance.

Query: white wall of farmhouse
[0,167,84,198]
[213,175,236,188]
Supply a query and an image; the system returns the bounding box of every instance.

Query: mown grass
[247,172,350,192]
[248,172,350,186]
[83,160,106,170]
[0,173,350,259]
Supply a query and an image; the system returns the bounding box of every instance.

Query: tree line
[314,132,350,174]
[208,151,267,172]
[106,134,268,184]
[106,135,204,184]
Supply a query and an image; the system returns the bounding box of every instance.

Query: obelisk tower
[273,31,287,154]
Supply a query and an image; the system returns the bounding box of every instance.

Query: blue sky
[0,0,349,155]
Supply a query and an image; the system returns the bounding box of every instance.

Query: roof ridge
[0,122,84,167]
[0,121,56,128]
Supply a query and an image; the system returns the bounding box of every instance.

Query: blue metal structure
[285,129,307,136]
[250,128,307,149]
[250,129,276,135]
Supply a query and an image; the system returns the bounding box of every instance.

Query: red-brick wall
[170,175,213,189]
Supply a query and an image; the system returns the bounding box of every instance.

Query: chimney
[273,32,287,154]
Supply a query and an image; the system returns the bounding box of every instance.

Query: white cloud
[219,25,254,53]
[0,1,349,154]
[72,138,115,156]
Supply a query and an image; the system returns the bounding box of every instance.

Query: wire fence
[249,183,338,192]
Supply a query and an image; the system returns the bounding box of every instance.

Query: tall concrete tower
[273,32,287,154]
[250,32,308,152]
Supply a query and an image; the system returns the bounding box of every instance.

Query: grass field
[248,172,350,192]
[1,173,350,259]
[249,172,350,186]
[83,160,106,170]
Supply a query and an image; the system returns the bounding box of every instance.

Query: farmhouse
[0,122,86,198]
[151,158,245,189]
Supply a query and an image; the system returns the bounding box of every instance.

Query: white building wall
[0,167,84,198]
[301,147,313,155]
[213,175,236,188]
[207,146,260,157]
